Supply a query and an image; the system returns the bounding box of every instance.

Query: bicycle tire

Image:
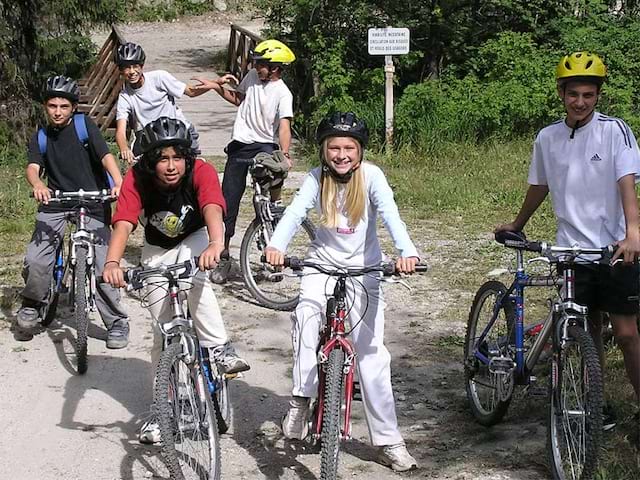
[239,208,315,311]
[212,371,232,434]
[464,280,516,426]
[74,246,89,375]
[320,348,345,480]
[548,325,603,480]
[155,342,221,480]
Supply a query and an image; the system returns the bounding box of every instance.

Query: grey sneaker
[139,418,161,444]
[209,257,232,284]
[281,396,310,440]
[106,320,129,349]
[377,442,418,472]
[210,343,250,374]
[17,306,40,329]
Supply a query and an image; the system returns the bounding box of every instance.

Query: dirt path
[0,15,550,480]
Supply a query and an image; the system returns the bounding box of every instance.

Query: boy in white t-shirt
[192,39,295,282]
[496,52,640,427]
[114,42,207,164]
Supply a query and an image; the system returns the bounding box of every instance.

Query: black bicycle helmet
[316,111,369,148]
[44,75,80,103]
[115,42,146,67]
[139,117,191,154]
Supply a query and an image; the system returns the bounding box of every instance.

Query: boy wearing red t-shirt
[103,117,249,443]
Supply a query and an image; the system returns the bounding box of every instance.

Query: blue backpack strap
[73,113,89,146]
[74,113,115,188]
[37,128,47,157]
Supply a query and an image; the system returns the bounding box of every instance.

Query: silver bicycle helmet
[44,75,80,103]
[115,42,146,67]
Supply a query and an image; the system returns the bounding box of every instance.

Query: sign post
[368,27,410,151]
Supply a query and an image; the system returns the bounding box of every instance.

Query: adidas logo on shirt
[590,153,603,162]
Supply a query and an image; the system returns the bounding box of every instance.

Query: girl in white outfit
[265,112,421,472]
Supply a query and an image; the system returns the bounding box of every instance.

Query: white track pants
[291,270,403,446]
[140,228,228,373]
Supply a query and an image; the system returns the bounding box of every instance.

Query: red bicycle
[282,256,427,479]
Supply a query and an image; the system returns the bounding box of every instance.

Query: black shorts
[570,263,640,315]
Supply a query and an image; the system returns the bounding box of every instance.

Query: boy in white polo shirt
[496,52,640,431]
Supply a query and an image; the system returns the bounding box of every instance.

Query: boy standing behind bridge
[114,42,207,163]
[192,39,295,283]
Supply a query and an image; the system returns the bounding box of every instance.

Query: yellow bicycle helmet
[556,51,606,82]
[251,39,296,65]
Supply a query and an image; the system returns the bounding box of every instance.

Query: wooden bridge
[83,23,262,154]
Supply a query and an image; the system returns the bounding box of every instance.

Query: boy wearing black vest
[19,76,129,349]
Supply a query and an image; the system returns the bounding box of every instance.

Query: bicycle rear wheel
[464,281,516,426]
[320,348,345,480]
[156,342,221,480]
[239,208,315,311]
[548,325,603,480]
[74,246,89,374]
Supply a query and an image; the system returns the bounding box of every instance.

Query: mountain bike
[41,189,113,374]
[281,256,427,480]
[120,258,222,480]
[464,231,609,480]
[237,156,315,311]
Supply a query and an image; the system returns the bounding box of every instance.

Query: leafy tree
[0,0,125,143]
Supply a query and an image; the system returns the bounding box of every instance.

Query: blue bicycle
[464,231,607,480]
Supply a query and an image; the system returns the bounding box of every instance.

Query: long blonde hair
[319,139,366,228]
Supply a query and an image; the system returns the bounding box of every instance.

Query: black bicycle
[37,189,113,374]
[237,155,315,311]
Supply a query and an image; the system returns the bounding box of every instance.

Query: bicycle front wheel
[548,325,603,480]
[239,211,315,311]
[155,342,221,480]
[74,246,89,375]
[464,281,515,426]
[320,348,345,480]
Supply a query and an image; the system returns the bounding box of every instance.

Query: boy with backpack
[18,76,130,349]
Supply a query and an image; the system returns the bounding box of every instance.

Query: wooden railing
[226,24,263,81]
[77,25,126,135]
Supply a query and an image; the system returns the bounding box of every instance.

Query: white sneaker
[377,442,418,472]
[281,396,310,440]
[139,419,161,444]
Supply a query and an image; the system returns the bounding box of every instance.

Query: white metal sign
[367,28,410,55]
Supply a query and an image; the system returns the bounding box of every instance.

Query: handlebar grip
[415,264,429,273]
[526,241,543,253]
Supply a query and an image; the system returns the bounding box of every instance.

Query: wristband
[104,260,120,268]
[209,240,224,246]
[283,152,291,158]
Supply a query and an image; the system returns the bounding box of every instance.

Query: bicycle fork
[314,306,357,441]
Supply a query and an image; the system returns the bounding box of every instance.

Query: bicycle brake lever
[382,275,412,292]
[528,256,551,265]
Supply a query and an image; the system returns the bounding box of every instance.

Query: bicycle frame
[473,242,604,386]
[314,276,357,441]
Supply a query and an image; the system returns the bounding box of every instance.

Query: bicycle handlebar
[98,257,200,290]
[261,255,428,276]
[30,189,114,203]
[495,231,614,259]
